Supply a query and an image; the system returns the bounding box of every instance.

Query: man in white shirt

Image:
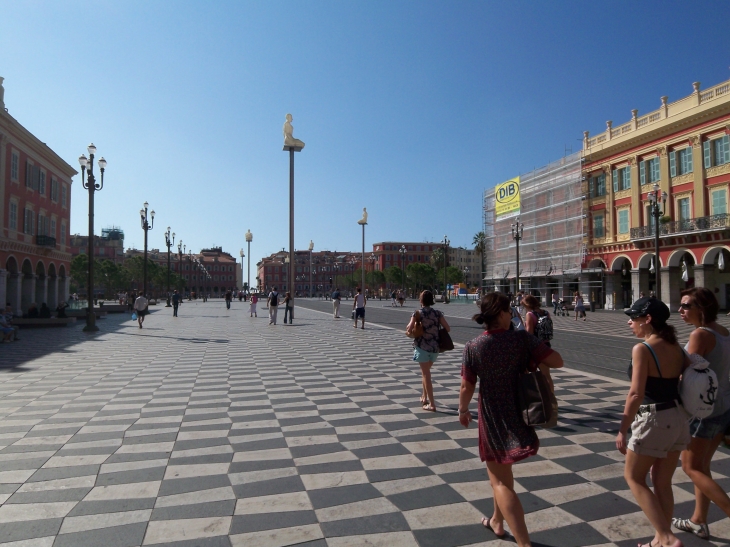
[353,287,366,330]
[133,294,149,329]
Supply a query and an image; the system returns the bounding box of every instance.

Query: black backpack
[533,310,553,341]
[270,292,278,305]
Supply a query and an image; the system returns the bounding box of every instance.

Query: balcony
[630,213,730,240]
[36,235,57,247]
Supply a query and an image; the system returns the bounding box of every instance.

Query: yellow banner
[495,177,520,219]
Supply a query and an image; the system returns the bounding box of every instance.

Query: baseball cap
[624,296,670,323]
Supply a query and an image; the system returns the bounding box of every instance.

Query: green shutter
[704,140,712,168]
[670,151,676,177]
[589,178,594,197]
[723,135,730,164]
[612,169,619,192]
[624,167,631,189]
[640,161,646,185]
[686,148,693,173]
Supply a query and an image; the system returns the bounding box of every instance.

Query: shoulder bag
[406,311,424,338]
[518,365,555,427]
[438,313,454,352]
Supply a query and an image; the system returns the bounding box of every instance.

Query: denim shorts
[690,407,730,439]
[413,346,439,363]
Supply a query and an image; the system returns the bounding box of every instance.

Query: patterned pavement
[1,301,729,547]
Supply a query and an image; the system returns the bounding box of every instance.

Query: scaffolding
[484,152,602,302]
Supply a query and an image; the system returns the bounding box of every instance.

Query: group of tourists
[403,287,730,547]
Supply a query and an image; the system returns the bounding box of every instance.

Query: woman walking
[283,292,294,324]
[523,295,551,346]
[406,290,450,412]
[616,297,688,547]
[574,291,586,321]
[673,288,730,540]
[458,292,563,546]
[249,293,258,317]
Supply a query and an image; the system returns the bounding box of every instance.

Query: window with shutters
[593,214,605,238]
[10,151,19,181]
[61,184,67,207]
[612,166,631,191]
[39,170,46,195]
[618,209,630,235]
[61,222,66,245]
[23,209,34,235]
[9,202,17,231]
[670,147,693,177]
[711,188,727,215]
[51,179,59,202]
[51,219,56,239]
[704,135,730,168]
[590,173,606,197]
[640,157,660,185]
[677,197,691,222]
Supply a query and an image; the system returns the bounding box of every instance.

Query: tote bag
[438,327,454,352]
[518,367,554,427]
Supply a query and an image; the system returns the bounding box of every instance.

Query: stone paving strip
[0,301,728,546]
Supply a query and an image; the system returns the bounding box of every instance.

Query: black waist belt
[638,400,677,414]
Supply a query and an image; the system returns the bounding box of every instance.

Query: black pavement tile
[158,474,232,496]
[470,498,495,516]
[517,492,554,514]
[289,443,347,459]
[146,536,232,547]
[27,465,101,482]
[229,437,288,452]
[0,519,62,543]
[560,492,638,520]
[227,426,281,436]
[338,432,392,443]
[594,476,630,491]
[229,413,277,423]
[150,499,236,520]
[515,472,588,492]
[52,522,147,547]
[284,429,336,438]
[6,487,91,503]
[538,436,576,447]
[439,469,488,484]
[412,524,488,547]
[96,466,166,486]
[182,412,230,422]
[455,438,479,449]
[366,467,434,483]
[581,441,618,453]
[0,484,19,494]
[320,512,410,537]
[168,453,233,466]
[172,437,231,451]
[68,432,125,442]
[351,443,411,460]
[179,423,232,432]
[228,459,295,473]
[553,453,617,472]
[530,522,611,547]
[378,420,427,432]
[297,459,364,474]
[120,432,178,443]
[397,432,453,444]
[0,457,51,470]
[229,510,317,534]
[67,498,156,516]
[307,483,383,509]
[328,416,377,427]
[233,474,305,499]
[414,449,474,467]
[104,452,171,463]
[0,443,64,453]
[387,484,465,511]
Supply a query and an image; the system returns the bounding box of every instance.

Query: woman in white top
[673,287,730,540]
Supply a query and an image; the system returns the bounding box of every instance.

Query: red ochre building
[583,78,730,310]
[257,249,363,295]
[0,78,76,313]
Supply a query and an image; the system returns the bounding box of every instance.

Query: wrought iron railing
[630,213,730,239]
[36,235,57,247]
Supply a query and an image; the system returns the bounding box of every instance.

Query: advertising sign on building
[495,176,520,219]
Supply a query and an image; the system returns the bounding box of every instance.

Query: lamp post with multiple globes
[399,245,407,295]
[140,203,155,298]
[177,241,185,295]
[164,228,175,307]
[648,183,668,300]
[441,236,450,303]
[245,230,253,292]
[239,249,245,293]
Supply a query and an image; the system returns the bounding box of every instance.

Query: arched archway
[700,246,730,309]
[47,263,58,309]
[35,260,47,307]
[58,264,68,304]
[5,257,20,314]
[606,255,633,309]
[20,259,34,313]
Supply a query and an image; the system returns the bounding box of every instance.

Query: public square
[2,302,730,547]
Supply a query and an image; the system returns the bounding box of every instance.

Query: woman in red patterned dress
[458,292,563,546]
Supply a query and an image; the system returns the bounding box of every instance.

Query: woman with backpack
[574,291,586,321]
[616,297,689,547]
[406,290,450,412]
[673,288,730,540]
[522,295,553,347]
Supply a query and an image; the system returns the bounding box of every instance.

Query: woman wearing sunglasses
[616,297,689,547]
[673,288,730,540]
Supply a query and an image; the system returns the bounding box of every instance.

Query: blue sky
[2,1,730,269]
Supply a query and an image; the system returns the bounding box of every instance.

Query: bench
[65,310,108,319]
[13,318,77,328]
[97,304,128,313]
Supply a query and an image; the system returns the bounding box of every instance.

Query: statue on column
[283,114,305,149]
[358,208,368,225]
[0,77,5,110]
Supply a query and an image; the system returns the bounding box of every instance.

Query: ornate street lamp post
[441,236,450,303]
[463,267,470,299]
[333,263,340,293]
[140,203,155,298]
[177,241,185,295]
[511,219,523,295]
[164,227,175,307]
[399,245,407,295]
[78,144,107,332]
[239,248,245,292]
[648,183,668,300]
[357,209,367,294]
[245,229,253,292]
[308,240,314,298]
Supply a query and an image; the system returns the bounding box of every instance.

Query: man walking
[268,287,279,325]
[332,287,341,318]
[225,290,232,310]
[172,290,181,317]
[134,293,149,329]
[353,287,366,329]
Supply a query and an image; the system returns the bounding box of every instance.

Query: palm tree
[472,231,487,292]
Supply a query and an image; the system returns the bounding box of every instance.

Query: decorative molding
[689,135,701,148]
[671,173,695,186]
[616,233,631,242]
[627,156,637,166]
[706,164,730,178]
[614,189,632,200]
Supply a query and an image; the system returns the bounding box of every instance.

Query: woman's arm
[616,344,649,454]
[458,378,476,427]
[439,315,451,332]
[525,312,536,335]
[540,350,563,369]
[686,328,715,357]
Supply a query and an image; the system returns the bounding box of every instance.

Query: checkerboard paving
[0,302,729,547]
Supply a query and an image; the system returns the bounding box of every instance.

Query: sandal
[420,396,429,406]
[481,517,506,539]
[672,517,709,539]
[422,403,436,412]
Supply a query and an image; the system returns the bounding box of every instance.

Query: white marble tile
[361,454,425,471]
[84,480,161,501]
[372,475,445,497]
[143,516,231,545]
[42,454,109,468]
[229,523,323,547]
[116,441,174,454]
[163,463,230,480]
[234,491,313,515]
[59,509,151,534]
[315,496,399,523]
[155,486,235,508]
[100,458,168,474]
[300,471,369,490]
[293,450,357,466]
[0,502,77,523]
[232,448,292,462]
[228,467,298,486]
[17,475,96,492]
[403,502,484,530]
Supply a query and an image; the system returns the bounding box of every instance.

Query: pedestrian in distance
[574,291,587,321]
[406,290,450,412]
[616,297,689,547]
[249,293,258,317]
[283,292,294,324]
[134,293,149,329]
[332,287,341,318]
[673,288,730,540]
[171,290,180,317]
[391,290,397,307]
[353,287,366,329]
[225,290,232,310]
[551,292,560,315]
[268,287,279,325]
[523,295,553,347]
[459,292,563,547]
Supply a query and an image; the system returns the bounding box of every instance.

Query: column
[0,270,6,310]
[36,276,48,306]
[64,277,71,302]
[661,267,682,310]
[7,274,20,314]
[630,157,641,227]
[631,269,641,305]
[21,274,36,314]
[605,273,616,310]
[47,277,58,309]
[693,264,706,289]
[690,135,706,217]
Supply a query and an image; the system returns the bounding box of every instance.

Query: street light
[441,236,450,303]
[164,227,175,307]
[78,143,106,332]
[308,240,314,298]
[399,245,407,295]
[511,219,523,294]
[239,248,245,292]
[283,114,304,308]
[245,229,253,293]
[648,183,668,300]
[140,203,155,298]
[177,240,185,296]
[357,209,367,294]
[333,263,340,292]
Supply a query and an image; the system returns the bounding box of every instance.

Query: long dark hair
[681,287,719,325]
[472,292,511,330]
[651,320,677,345]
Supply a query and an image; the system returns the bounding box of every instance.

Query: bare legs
[486,460,530,547]
[624,450,682,546]
[420,361,435,411]
[681,433,730,523]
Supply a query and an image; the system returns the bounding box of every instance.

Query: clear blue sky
[2,1,729,269]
